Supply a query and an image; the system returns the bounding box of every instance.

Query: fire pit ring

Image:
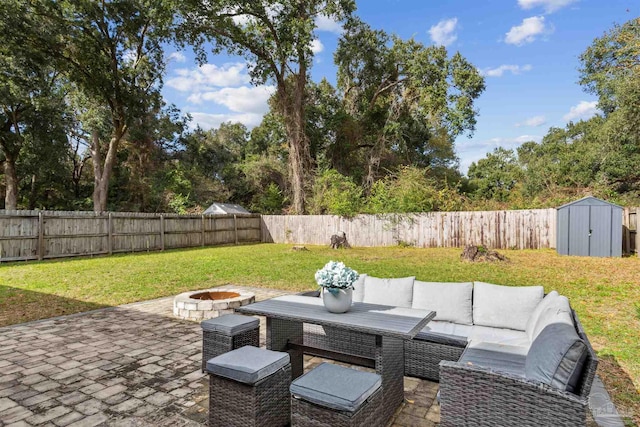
[173,288,255,321]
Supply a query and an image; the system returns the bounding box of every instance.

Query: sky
[161,0,636,175]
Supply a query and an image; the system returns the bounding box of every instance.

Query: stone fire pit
[173,288,255,321]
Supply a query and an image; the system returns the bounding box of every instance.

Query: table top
[236,295,436,339]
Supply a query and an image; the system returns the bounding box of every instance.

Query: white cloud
[189,112,265,130]
[310,38,324,54]
[515,115,546,127]
[429,18,459,47]
[563,101,598,121]
[166,63,251,92]
[315,15,343,34]
[518,0,577,13]
[483,64,532,77]
[188,85,276,114]
[167,52,186,63]
[505,16,549,45]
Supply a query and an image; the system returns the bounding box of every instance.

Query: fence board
[262,209,558,249]
[0,211,262,262]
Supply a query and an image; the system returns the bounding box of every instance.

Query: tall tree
[35,0,176,211]
[335,20,485,189]
[0,0,69,209]
[177,0,355,213]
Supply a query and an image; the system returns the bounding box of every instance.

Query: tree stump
[461,245,508,262]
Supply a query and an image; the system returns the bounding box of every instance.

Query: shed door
[568,206,590,256]
[590,206,612,257]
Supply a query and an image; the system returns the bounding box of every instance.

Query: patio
[0,286,607,426]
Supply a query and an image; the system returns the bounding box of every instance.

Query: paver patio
[0,286,440,427]
[1,285,613,427]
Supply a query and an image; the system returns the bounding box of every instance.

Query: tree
[0,0,70,209]
[35,0,177,211]
[468,148,523,202]
[177,0,355,213]
[335,20,485,189]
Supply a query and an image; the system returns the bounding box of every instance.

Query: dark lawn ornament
[330,232,350,249]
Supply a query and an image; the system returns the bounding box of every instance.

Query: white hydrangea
[315,261,359,294]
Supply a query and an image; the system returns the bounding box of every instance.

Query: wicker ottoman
[206,345,291,427]
[290,363,384,427]
[201,314,259,371]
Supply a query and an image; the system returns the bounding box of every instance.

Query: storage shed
[203,203,250,215]
[556,196,623,257]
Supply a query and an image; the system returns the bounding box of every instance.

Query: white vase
[322,288,353,313]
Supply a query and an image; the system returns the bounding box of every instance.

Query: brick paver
[0,286,444,426]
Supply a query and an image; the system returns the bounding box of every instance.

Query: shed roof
[556,196,622,210]
[203,203,251,215]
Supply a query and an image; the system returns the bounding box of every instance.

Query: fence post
[234,214,238,245]
[108,212,113,255]
[37,212,44,261]
[201,214,206,247]
[160,214,165,251]
[635,208,639,256]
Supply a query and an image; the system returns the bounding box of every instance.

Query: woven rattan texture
[201,327,260,371]
[291,387,384,427]
[209,364,291,427]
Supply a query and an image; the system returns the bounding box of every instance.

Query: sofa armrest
[439,360,587,427]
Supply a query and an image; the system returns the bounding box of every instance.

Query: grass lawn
[1,243,639,424]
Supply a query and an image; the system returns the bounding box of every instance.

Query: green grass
[1,243,639,423]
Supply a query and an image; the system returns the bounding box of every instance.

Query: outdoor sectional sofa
[302,276,598,427]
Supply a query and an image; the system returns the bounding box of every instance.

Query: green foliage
[250,183,286,214]
[309,169,363,217]
[366,166,465,213]
[468,148,523,202]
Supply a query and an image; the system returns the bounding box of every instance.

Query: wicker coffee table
[237,295,435,424]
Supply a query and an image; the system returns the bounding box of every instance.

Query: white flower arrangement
[315,261,359,295]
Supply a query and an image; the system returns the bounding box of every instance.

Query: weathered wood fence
[0,210,261,262]
[261,209,558,249]
[623,207,639,254]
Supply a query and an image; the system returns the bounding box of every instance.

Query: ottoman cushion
[290,363,382,412]
[201,314,259,335]
[206,346,290,385]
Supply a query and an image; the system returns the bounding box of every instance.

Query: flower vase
[322,288,353,313]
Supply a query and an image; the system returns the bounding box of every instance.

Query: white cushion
[525,291,559,341]
[468,325,531,349]
[420,320,473,339]
[467,340,529,357]
[473,282,544,331]
[412,281,473,325]
[351,274,367,303]
[362,276,415,308]
[531,296,574,340]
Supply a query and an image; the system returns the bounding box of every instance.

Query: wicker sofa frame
[298,290,598,426]
[438,310,598,427]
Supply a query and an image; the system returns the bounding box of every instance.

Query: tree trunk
[278,74,310,215]
[3,155,18,210]
[91,129,123,212]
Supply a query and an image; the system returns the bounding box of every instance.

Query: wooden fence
[0,210,262,262]
[623,207,639,254]
[261,209,558,250]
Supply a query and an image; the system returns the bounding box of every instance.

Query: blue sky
[162,0,635,174]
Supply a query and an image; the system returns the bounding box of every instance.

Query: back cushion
[473,282,544,331]
[525,323,588,394]
[525,291,559,340]
[531,296,574,341]
[412,281,473,325]
[363,276,415,308]
[351,274,367,303]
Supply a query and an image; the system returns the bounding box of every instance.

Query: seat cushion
[525,323,588,393]
[362,276,415,307]
[459,344,526,377]
[525,291,559,341]
[466,340,529,357]
[201,314,259,335]
[412,281,473,325]
[290,363,382,413]
[468,325,531,348]
[206,346,290,385]
[351,274,367,303]
[414,321,472,346]
[473,282,544,331]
